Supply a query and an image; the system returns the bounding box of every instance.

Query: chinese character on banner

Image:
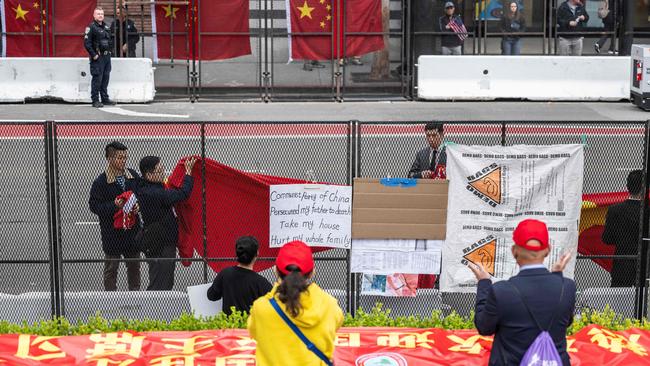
[231,337,256,351]
[335,333,362,348]
[15,335,66,361]
[447,335,492,355]
[588,328,648,356]
[377,331,435,349]
[215,354,257,366]
[86,333,144,366]
[150,336,214,366]
[566,338,578,353]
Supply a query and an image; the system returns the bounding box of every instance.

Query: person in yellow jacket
[248,240,344,366]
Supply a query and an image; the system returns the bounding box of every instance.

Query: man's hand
[551,252,572,273]
[122,44,128,53]
[578,15,585,21]
[569,20,577,27]
[468,262,491,281]
[421,170,432,179]
[445,24,451,30]
[114,197,125,208]
[93,54,99,60]
[185,157,197,175]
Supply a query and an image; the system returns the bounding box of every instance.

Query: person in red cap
[468,219,576,366]
[247,240,343,366]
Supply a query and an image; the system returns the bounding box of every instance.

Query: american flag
[448,17,468,41]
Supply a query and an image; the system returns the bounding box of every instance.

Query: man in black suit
[469,219,576,366]
[602,170,644,287]
[408,122,446,179]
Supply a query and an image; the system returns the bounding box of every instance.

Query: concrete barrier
[0,58,155,103]
[576,287,635,318]
[357,289,449,318]
[0,291,190,323]
[417,55,630,101]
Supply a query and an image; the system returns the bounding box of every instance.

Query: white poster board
[187,283,221,317]
[269,184,352,248]
[440,144,584,292]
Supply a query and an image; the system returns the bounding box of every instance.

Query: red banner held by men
[287,0,385,60]
[167,157,329,272]
[152,0,251,61]
[0,325,650,364]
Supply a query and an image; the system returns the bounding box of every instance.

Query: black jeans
[146,245,176,291]
[103,252,141,291]
[90,54,112,103]
[596,23,616,52]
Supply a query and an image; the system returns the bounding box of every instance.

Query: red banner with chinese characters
[0,325,650,365]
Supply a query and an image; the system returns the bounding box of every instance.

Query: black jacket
[137,175,194,249]
[408,146,447,179]
[439,15,465,48]
[110,19,139,57]
[475,268,576,366]
[500,13,526,38]
[89,169,140,255]
[602,199,642,287]
[84,20,113,60]
[557,1,589,35]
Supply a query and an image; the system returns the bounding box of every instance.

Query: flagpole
[0,0,6,57]
[285,0,293,63]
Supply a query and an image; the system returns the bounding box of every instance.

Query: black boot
[92,101,104,108]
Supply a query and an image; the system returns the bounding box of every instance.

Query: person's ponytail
[277,265,310,317]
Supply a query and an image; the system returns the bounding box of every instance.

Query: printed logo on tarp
[461,235,497,276]
[356,353,408,366]
[466,163,503,207]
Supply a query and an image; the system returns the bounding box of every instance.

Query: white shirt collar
[519,263,547,272]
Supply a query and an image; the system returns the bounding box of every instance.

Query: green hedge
[0,304,648,336]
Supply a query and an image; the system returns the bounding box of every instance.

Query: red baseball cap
[513,219,549,251]
[276,240,314,275]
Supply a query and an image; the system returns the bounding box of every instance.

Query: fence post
[44,121,63,318]
[635,120,650,319]
[501,122,506,146]
[347,120,359,316]
[201,123,208,283]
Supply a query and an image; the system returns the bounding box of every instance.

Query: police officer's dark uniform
[110,18,139,58]
[84,19,114,108]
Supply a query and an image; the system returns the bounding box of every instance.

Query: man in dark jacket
[89,141,141,291]
[138,156,196,291]
[469,219,576,366]
[602,170,644,287]
[557,0,589,55]
[110,5,139,58]
[439,2,465,55]
[408,122,447,179]
[84,7,115,108]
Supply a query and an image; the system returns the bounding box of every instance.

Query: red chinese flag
[287,0,384,60]
[151,2,191,60]
[49,0,96,57]
[198,0,251,60]
[1,0,46,56]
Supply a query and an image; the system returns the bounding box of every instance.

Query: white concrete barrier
[417,55,630,101]
[0,58,155,103]
[0,291,190,323]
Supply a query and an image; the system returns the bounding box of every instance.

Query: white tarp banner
[269,184,352,249]
[440,144,584,292]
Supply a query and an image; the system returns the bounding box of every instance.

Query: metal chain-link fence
[0,120,648,322]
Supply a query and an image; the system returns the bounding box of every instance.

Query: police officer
[84,7,115,108]
[110,5,140,58]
